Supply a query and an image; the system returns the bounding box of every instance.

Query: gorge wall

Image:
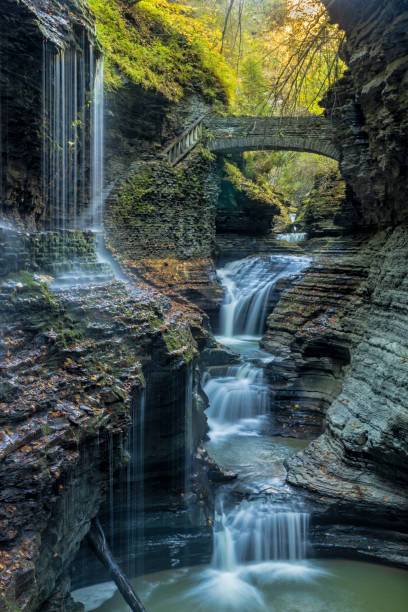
[321,0,408,228]
[0,2,222,610]
[1,0,408,609]
[259,0,408,564]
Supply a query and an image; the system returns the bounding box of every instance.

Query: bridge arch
[205,115,339,161]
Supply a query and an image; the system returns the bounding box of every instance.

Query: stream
[73,255,408,612]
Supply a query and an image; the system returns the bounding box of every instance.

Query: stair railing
[163,114,205,166]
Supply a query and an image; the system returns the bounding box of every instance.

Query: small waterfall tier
[218,255,311,337]
[204,364,268,426]
[276,232,307,243]
[212,499,309,570]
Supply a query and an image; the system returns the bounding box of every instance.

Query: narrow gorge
[0,1,407,611]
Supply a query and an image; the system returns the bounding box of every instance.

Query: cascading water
[42,40,105,232]
[90,53,104,232]
[277,232,307,243]
[212,499,309,570]
[125,392,146,577]
[204,363,269,438]
[184,364,193,493]
[42,42,114,286]
[218,255,310,337]
[200,254,312,607]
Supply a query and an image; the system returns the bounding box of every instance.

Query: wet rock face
[0,253,208,611]
[0,1,98,230]
[271,229,408,556]
[297,171,360,238]
[322,0,408,227]
[262,236,367,438]
[104,153,219,261]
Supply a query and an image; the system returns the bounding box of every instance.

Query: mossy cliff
[216,160,289,235]
[105,150,219,260]
[0,0,230,230]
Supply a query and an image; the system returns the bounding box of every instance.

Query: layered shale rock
[263,228,408,564]
[285,229,408,540]
[262,236,367,438]
[296,170,359,238]
[322,0,408,227]
[105,154,219,262]
[262,0,408,566]
[0,231,210,610]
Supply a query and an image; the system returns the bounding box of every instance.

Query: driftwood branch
[88,518,147,612]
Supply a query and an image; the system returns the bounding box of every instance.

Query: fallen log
[87,518,147,611]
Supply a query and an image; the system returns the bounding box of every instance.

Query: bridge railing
[163,114,205,166]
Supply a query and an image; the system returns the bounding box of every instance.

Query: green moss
[53,317,84,348]
[224,161,290,223]
[7,272,58,308]
[119,167,155,217]
[163,324,196,363]
[87,0,234,104]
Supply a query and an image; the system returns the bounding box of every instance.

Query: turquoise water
[74,559,408,612]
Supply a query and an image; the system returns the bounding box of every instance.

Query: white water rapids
[218,255,311,337]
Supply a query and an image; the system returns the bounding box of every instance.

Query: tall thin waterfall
[218,255,311,337]
[125,392,146,577]
[42,40,104,231]
[90,54,104,231]
[184,365,193,493]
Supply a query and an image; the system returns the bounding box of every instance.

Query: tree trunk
[87,518,147,612]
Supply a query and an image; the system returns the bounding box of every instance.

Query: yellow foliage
[87,0,235,104]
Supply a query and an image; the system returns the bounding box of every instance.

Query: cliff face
[264,0,408,564]
[0,230,210,610]
[322,0,408,227]
[284,229,408,559]
[0,3,222,606]
[0,0,98,230]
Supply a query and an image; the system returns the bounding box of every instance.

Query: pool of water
[206,429,308,491]
[74,559,408,612]
[215,335,270,360]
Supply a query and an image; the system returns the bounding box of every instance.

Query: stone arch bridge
[164,115,339,165]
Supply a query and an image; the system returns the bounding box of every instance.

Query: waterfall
[184,365,193,493]
[90,54,104,232]
[276,232,307,243]
[42,40,105,231]
[204,253,311,596]
[126,392,146,577]
[212,499,309,570]
[204,364,268,426]
[218,255,311,337]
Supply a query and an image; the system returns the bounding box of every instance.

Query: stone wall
[0,228,98,277]
[105,152,219,261]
